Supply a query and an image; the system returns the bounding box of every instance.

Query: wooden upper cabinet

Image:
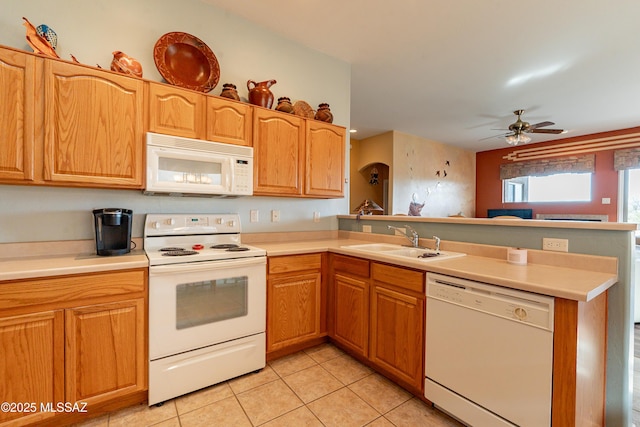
[206,96,252,146]
[147,82,206,139]
[43,60,144,188]
[305,121,345,197]
[0,47,36,182]
[253,108,305,196]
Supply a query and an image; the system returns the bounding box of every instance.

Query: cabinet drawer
[332,254,370,278]
[269,254,322,274]
[0,269,147,311]
[372,263,424,293]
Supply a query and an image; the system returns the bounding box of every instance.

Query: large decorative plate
[153,32,220,92]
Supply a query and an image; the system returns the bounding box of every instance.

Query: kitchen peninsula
[335,214,636,426]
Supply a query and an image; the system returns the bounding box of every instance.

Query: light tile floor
[76,343,464,427]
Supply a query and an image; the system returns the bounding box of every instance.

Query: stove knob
[167,218,175,225]
[152,221,161,229]
[228,220,236,227]
[216,218,223,225]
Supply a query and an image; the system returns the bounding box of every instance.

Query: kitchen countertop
[0,235,618,302]
[252,236,618,302]
[0,249,149,281]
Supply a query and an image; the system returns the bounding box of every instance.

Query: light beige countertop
[0,232,618,302]
[0,239,148,281]
[250,231,618,302]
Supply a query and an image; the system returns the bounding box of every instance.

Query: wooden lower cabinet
[0,311,64,426]
[65,298,146,405]
[267,254,325,356]
[0,268,147,427]
[329,255,425,393]
[333,272,370,357]
[370,284,424,391]
[370,263,425,392]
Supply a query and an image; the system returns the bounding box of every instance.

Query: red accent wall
[475,127,640,220]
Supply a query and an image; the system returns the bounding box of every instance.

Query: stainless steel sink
[341,243,465,262]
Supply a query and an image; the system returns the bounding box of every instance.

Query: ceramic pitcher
[247,79,277,109]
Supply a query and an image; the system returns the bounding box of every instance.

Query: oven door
[149,256,266,360]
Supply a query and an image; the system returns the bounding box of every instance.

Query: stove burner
[161,250,198,256]
[211,244,239,249]
[227,246,250,252]
[159,247,186,252]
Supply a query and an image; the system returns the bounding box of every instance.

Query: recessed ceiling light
[349,129,358,133]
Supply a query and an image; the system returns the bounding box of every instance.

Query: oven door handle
[149,257,266,275]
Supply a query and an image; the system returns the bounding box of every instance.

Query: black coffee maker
[93,208,133,256]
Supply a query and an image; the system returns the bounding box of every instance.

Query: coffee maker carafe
[93,208,133,256]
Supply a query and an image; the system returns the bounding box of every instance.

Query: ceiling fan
[490,109,566,145]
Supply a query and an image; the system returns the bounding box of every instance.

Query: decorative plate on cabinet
[153,32,220,92]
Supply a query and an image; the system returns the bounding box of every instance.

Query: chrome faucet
[388,225,420,248]
[432,235,441,253]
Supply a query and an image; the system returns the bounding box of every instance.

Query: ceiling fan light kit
[505,133,531,145]
[491,109,565,146]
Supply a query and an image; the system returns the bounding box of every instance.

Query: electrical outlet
[542,237,569,252]
[313,212,320,223]
[271,210,280,222]
[362,225,372,233]
[250,210,259,223]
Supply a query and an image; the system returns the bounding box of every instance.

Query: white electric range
[144,213,266,405]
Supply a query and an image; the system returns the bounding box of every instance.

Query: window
[503,172,592,203]
[621,168,640,223]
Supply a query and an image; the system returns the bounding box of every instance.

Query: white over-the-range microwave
[145,132,253,197]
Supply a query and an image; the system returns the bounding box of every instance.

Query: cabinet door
[370,284,424,390]
[0,310,64,426]
[43,60,144,188]
[206,97,252,146]
[333,273,369,357]
[253,109,305,196]
[0,48,36,182]
[305,121,345,197]
[148,82,206,139]
[65,298,146,405]
[267,271,322,352]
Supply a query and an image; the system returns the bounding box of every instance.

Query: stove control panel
[145,214,242,236]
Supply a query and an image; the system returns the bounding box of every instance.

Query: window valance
[614,147,640,171]
[499,154,595,180]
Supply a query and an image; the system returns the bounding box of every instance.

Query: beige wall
[392,131,475,217]
[351,131,476,217]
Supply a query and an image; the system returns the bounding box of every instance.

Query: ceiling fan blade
[529,128,565,134]
[479,132,513,141]
[528,121,555,129]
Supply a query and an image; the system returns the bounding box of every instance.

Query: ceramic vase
[314,103,333,123]
[275,97,294,113]
[220,83,240,101]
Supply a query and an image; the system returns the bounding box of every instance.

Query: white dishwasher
[425,273,554,427]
